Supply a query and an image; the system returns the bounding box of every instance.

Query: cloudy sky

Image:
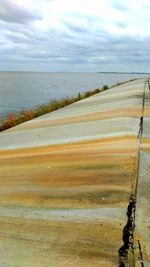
[0,0,150,72]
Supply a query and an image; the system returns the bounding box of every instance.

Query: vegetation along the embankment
[0,85,109,132]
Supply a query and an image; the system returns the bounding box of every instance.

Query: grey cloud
[0,20,34,37]
[116,22,128,28]
[3,31,30,44]
[0,7,150,72]
[113,2,130,11]
[0,0,41,24]
[11,34,150,67]
[62,20,88,33]
[62,13,101,34]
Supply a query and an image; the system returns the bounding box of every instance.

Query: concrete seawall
[0,79,149,266]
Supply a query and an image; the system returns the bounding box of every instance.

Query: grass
[0,85,109,132]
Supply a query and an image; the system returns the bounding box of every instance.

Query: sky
[0,0,150,72]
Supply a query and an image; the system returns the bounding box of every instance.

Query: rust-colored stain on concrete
[0,79,147,266]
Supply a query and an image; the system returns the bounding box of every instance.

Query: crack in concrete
[119,194,136,266]
[118,80,148,267]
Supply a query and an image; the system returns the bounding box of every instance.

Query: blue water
[0,72,148,119]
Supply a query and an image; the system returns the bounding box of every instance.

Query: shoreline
[0,85,109,132]
[0,78,138,133]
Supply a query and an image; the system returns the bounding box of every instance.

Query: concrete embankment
[0,79,149,266]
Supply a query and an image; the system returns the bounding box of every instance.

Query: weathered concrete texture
[0,79,146,266]
[135,84,150,266]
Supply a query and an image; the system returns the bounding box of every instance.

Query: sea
[0,71,149,119]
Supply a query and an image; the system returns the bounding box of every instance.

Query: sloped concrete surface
[0,79,148,266]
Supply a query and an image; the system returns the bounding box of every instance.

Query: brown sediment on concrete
[7,107,141,132]
[0,138,135,210]
[0,217,122,267]
[140,137,150,150]
[144,108,150,117]
[0,134,137,157]
[0,78,147,266]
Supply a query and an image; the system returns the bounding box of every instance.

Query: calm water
[0,72,148,119]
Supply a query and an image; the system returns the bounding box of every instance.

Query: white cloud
[0,0,150,71]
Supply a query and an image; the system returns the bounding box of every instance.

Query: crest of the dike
[0,78,149,267]
[133,78,150,267]
[119,78,150,267]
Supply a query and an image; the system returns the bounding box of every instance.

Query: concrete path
[0,78,149,266]
[134,81,150,266]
